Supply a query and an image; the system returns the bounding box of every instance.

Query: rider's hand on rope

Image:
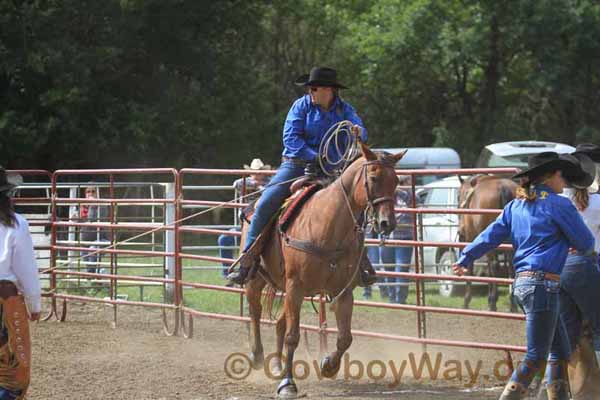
[351,124,362,138]
[452,263,469,276]
[29,312,40,322]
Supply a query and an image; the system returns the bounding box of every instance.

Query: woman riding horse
[227,67,377,286]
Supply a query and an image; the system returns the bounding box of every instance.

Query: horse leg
[246,276,267,370]
[269,311,286,377]
[488,254,499,312]
[277,279,303,398]
[320,288,353,378]
[464,282,472,309]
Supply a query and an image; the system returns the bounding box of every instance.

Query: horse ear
[470,175,484,187]
[359,141,377,161]
[458,175,465,184]
[391,149,408,164]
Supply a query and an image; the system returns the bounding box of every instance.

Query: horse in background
[243,143,406,398]
[457,174,518,311]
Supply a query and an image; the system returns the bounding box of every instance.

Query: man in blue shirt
[227,67,374,285]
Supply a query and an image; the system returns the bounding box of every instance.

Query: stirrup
[226,267,249,285]
[358,269,377,287]
[357,253,378,287]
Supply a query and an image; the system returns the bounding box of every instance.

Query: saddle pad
[279,184,320,233]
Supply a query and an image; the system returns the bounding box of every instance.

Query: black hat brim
[512,159,577,181]
[566,153,596,189]
[294,74,348,89]
[574,144,600,163]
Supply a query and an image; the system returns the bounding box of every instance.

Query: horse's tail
[499,181,516,208]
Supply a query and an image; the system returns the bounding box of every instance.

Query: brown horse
[457,174,518,311]
[243,143,405,398]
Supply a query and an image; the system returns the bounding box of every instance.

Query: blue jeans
[363,231,413,304]
[218,228,240,277]
[83,245,100,274]
[510,275,570,386]
[243,161,305,252]
[0,388,22,400]
[560,253,600,352]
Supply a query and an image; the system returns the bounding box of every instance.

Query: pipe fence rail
[10,165,525,369]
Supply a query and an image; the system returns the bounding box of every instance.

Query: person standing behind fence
[553,145,600,396]
[0,167,42,399]
[76,185,109,274]
[363,176,417,304]
[452,152,594,400]
[218,159,270,281]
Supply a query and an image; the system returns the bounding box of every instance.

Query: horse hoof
[320,356,340,378]
[269,358,283,378]
[277,378,298,399]
[249,352,264,370]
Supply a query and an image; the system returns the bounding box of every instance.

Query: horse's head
[359,142,407,235]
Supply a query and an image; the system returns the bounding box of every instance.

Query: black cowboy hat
[0,167,17,195]
[513,151,594,189]
[294,67,348,89]
[564,153,596,189]
[574,143,600,163]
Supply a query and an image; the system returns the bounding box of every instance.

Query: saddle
[240,183,322,232]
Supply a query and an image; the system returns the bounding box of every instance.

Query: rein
[328,158,396,304]
[339,159,396,232]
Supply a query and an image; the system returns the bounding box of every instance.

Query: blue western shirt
[457,184,594,275]
[282,95,367,162]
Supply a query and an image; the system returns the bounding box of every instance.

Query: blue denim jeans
[363,231,413,304]
[0,388,22,400]
[243,161,305,252]
[218,228,240,277]
[510,274,570,386]
[83,245,100,274]
[560,253,600,352]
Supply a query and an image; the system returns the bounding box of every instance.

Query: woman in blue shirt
[227,67,374,285]
[453,152,594,400]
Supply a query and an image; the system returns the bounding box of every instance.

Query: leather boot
[226,252,258,285]
[358,252,377,287]
[499,381,527,400]
[546,379,569,400]
[536,379,548,400]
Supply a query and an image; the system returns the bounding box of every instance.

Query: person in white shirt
[0,166,42,399]
[548,146,600,399]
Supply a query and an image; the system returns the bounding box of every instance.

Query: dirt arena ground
[29,301,530,400]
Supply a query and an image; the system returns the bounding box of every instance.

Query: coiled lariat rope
[318,120,362,177]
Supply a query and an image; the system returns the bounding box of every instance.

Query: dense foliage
[1,0,599,168]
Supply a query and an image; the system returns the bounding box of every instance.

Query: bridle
[339,158,397,234]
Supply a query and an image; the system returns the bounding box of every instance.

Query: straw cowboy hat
[294,67,348,89]
[244,158,271,170]
[513,151,594,189]
[0,167,17,195]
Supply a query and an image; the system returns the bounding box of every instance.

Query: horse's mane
[344,149,397,169]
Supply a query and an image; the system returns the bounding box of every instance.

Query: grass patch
[53,253,517,319]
